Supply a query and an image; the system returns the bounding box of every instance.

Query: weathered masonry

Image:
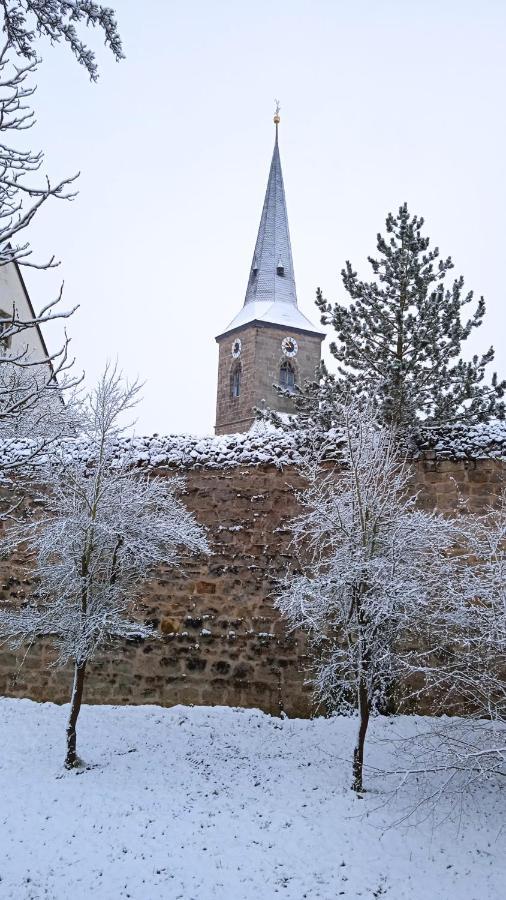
[0,428,504,716]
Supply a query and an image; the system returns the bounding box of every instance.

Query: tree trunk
[65,659,87,769]
[352,677,370,793]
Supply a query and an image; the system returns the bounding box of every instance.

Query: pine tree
[316,203,505,427]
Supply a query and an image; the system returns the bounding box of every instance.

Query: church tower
[214,110,325,435]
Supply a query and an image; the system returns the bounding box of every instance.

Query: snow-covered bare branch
[276,397,469,792]
[394,484,506,797]
[0,2,123,492]
[0,367,210,767]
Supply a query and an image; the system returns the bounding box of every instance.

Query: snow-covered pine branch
[276,397,470,793]
[0,1,123,80]
[0,367,210,768]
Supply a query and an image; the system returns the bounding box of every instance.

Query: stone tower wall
[215,326,259,434]
[215,323,323,434]
[0,456,503,716]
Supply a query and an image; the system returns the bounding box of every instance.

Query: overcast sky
[23,0,506,435]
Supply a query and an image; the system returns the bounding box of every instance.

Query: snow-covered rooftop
[221,299,324,336]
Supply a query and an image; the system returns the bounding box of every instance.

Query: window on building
[279,360,296,391]
[230,362,241,398]
[0,309,11,352]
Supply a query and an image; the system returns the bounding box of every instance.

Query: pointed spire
[244,104,298,307]
[217,107,325,339]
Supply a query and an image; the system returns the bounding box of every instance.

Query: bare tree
[0,50,78,270]
[398,485,506,794]
[0,1,122,265]
[276,399,467,793]
[0,1,122,476]
[0,368,210,768]
[0,47,80,497]
[451,487,505,724]
[0,42,80,427]
[372,717,505,820]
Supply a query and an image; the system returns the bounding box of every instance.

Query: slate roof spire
[244,105,297,307]
[216,107,325,338]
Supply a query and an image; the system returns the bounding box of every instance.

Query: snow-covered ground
[0,700,503,900]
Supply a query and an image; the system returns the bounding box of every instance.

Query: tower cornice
[215,319,326,343]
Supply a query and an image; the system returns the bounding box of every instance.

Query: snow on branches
[398,485,506,796]
[0,368,210,767]
[276,398,471,792]
[316,203,506,427]
[0,2,124,489]
[0,1,123,79]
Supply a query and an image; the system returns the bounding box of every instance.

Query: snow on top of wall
[0,421,504,471]
[412,421,506,460]
[0,428,304,471]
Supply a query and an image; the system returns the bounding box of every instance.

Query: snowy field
[0,700,504,900]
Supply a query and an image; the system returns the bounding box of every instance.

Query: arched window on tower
[230,362,241,399]
[279,360,296,392]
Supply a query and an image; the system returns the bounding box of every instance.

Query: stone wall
[0,457,503,716]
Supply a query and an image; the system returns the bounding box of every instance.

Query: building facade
[0,260,51,362]
[215,114,325,435]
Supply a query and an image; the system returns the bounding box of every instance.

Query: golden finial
[273,99,281,125]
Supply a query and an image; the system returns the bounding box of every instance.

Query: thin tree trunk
[65,659,87,769]
[352,677,370,793]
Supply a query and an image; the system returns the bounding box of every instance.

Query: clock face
[282,336,298,358]
[231,338,242,359]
